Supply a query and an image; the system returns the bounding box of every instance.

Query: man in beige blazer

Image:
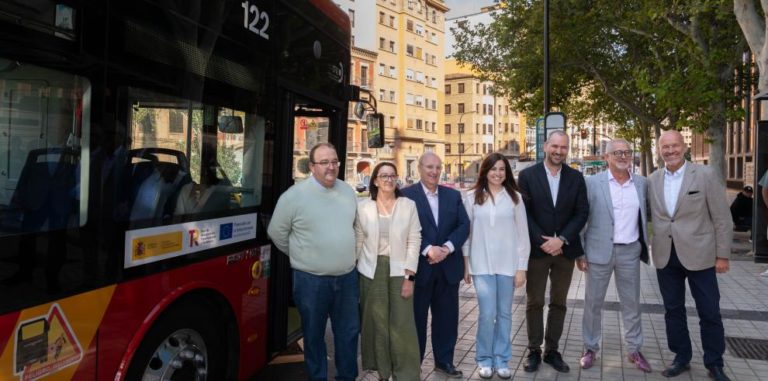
[647,130,732,381]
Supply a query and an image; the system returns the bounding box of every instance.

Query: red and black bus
[0,0,358,379]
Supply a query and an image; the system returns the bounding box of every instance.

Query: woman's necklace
[376,197,395,215]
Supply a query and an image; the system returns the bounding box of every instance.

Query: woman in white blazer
[355,162,421,380]
[462,153,530,380]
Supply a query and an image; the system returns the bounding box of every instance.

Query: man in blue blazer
[518,130,589,373]
[401,152,470,378]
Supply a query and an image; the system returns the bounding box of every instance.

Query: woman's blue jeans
[472,274,515,369]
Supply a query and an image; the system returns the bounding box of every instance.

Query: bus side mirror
[367,113,385,148]
[218,115,244,133]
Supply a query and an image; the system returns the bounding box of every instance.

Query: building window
[389,91,395,102]
[406,68,414,80]
[169,110,184,133]
[446,143,452,154]
[379,38,385,49]
[379,63,385,75]
[458,83,465,93]
[459,143,465,152]
[475,103,479,113]
[459,123,465,133]
[389,66,396,77]
[445,104,451,114]
[415,47,423,60]
[379,12,385,24]
[416,120,423,130]
[360,65,368,87]
[406,44,414,56]
[379,89,385,101]
[389,41,395,52]
[476,83,480,93]
[407,19,414,31]
[445,84,451,94]
[458,103,465,113]
[389,15,395,27]
[415,23,424,36]
[445,124,451,134]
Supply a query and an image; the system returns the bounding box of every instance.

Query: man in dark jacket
[730,185,753,232]
[517,130,589,373]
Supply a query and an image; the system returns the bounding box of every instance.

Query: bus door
[267,91,346,354]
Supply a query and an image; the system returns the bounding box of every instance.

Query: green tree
[453,0,745,179]
[217,143,242,186]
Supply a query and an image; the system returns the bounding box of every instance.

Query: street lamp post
[457,111,476,187]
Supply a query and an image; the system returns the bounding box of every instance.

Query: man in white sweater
[267,143,359,381]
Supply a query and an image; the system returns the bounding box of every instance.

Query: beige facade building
[375,0,448,182]
[443,59,526,183]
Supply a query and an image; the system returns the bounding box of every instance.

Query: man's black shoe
[434,363,463,378]
[707,366,731,381]
[661,362,690,377]
[543,350,570,373]
[523,349,542,372]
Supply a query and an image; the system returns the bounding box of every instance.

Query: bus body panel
[0,0,350,378]
[0,248,267,381]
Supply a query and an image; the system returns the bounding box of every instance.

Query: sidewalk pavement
[356,234,768,381]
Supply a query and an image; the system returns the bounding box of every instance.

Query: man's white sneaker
[496,368,512,379]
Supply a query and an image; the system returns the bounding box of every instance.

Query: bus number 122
[241,1,270,40]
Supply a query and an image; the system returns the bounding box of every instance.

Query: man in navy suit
[401,152,470,378]
[518,130,589,373]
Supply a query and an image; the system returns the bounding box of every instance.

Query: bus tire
[125,298,228,381]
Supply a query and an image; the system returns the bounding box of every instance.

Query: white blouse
[462,189,531,276]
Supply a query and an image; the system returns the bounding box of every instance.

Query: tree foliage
[452,0,746,178]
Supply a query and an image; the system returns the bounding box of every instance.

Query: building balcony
[351,76,372,90]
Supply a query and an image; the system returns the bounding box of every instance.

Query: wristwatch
[558,235,569,245]
[404,275,415,281]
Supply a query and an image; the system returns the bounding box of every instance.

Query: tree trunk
[734,0,768,91]
[654,123,664,170]
[707,99,727,183]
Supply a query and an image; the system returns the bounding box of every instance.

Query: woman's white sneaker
[478,366,493,379]
[496,367,512,379]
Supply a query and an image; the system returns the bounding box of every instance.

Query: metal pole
[543,0,550,115]
[459,112,466,187]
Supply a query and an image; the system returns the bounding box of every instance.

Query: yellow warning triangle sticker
[14,303,83,381]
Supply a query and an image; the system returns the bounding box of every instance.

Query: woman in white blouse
[462,152,531,379]
[355,162,422,380]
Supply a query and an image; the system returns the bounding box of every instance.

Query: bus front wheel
[125,299,227,381]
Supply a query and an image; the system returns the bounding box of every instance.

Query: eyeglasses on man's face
[610,150,633,158]
[377,174,398,181]
[312,160,340,167]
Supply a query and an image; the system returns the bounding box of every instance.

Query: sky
[444,0,497,20]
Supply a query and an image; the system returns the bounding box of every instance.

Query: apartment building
[375,0,448,183]
[346,46,379,185]
[443,59,526,184]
